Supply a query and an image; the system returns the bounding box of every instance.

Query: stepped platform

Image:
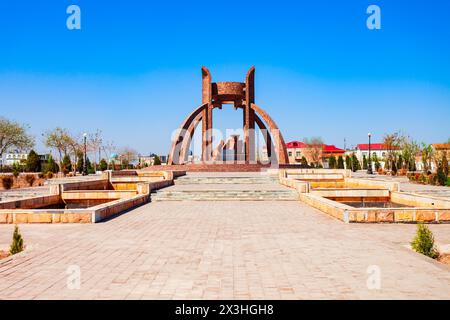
[151,172,298,201]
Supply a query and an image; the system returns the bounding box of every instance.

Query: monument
[168,67,288,167]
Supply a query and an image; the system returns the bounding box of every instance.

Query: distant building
[138,154,168,167]
[3,153,28,166]
[285,141,345,167]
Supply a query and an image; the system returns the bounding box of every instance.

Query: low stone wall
[62,190,137,201]
[0,194,61,210]
[0,173,46,190]
[344,178,399,192]
[0,193,150,224]
[62,179,110,192]
[279,177,309,193]
[299,193,450,223]
[311,188,390,198]
[391,192,450,209]
[92,194,149,223]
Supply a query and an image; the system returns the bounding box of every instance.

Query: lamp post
[83,133,88,176]
[367,132,373,174]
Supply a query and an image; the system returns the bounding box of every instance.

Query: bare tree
[382,132,403,171]
[88,129,103,171]
[303,137,324,166]
[102,141,116,170]
[43,127,75,171]
[119,146,138,169]
[0,117,34,171]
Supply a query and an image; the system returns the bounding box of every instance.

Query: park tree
[421,143,434,173]
[61,154,72,174]
[76,151,84,174]
[88,129,103,171]
[351,153,360,172]
[383,132,402,171]
[345,155,351,170]
[153,155,162,166]
[25,150,41,172]
[44,127,75,171]
[328,155,337,169]
[373,153,381,172]
[99,158,108,171]
[119,147,138,169]
[401,138,420,171]
[0,117,34,171]
[443,153,449,177]
[42,155,59,174]
[300,156,308,167]
[362,155,368,170]
[337,156,344,169]
[303,137,323,167]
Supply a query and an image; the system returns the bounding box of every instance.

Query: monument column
[244,67,256,163]
[201,67,213,161]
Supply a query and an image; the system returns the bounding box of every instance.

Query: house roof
[286,141,307,148]
[357,143,389,151]
[432,143,450,150]
[322,145,345,153]
[286,141,344,153]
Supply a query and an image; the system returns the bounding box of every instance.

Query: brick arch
[168,103,208,165]
[251,104,288,165]
[168,103,287,165]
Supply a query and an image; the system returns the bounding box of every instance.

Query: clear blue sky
[1,0,449,156]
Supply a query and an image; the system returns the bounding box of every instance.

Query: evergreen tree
[42,155,59,174]
[351,153,360,172]
[437,161,447,186]
[362,155,368,170]
[9,225,24,255]
[328,155,337,169]
[411,224,438,259]
[337,156,344,169]
[99,158,108,171]
[77,152,84,174]
[86,157,95,174]
[345,155,351,170]
[61,154,72,174]
[12,162,20,178]
[25,150,41,172]
[442,153,449,177]
[153,155,162,165]
[373,154,381,172]
[397,155,403,170]
[300,156,308,167]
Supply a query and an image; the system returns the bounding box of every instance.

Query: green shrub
[9,225,24,255]
[337,156,344,169]
[99,158,108,171]
[26,150,41,172]
[25,174,36,187]
[437,163,447,186]
[12,162,20,178]
[1,176,14,190]
[411,224,438,259]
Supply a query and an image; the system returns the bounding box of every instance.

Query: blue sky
[0,0,449,156]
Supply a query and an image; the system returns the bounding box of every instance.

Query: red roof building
[286,141,345,165]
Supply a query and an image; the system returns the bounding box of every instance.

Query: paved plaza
[1,199,449,299]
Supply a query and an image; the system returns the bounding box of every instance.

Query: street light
[367,132,373,174]
[83,132,88,176]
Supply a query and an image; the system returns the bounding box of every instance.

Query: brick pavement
[0,201,449,299]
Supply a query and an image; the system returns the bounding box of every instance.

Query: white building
[3,153,28,166]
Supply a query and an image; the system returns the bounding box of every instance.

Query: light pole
[367,132,373,174]
[83,133,88,176]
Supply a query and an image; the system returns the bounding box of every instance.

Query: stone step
[174,176,277,185]
[151,189,298,201]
